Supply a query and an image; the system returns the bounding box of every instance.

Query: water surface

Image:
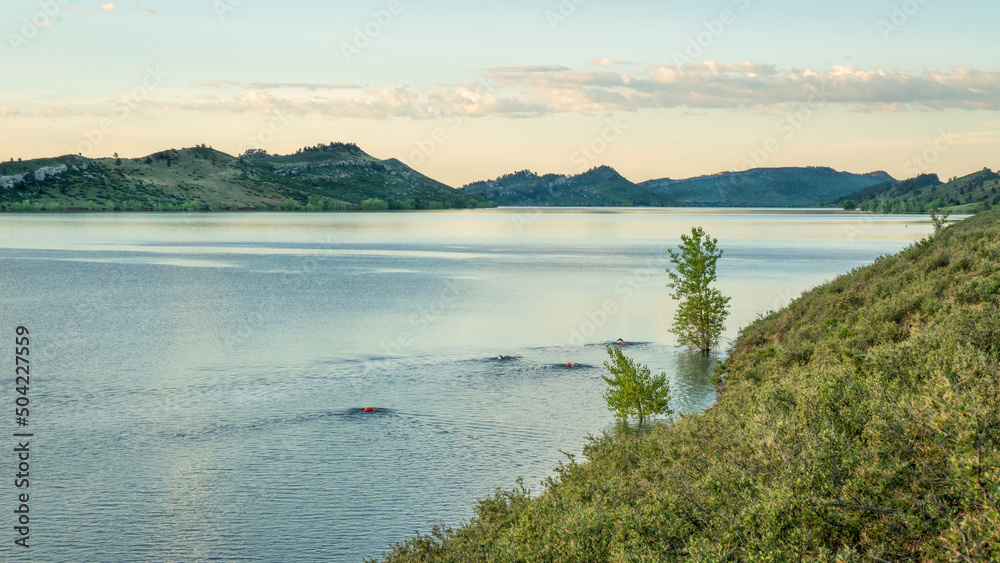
[0,209,936,561]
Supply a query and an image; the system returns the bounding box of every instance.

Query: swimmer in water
[497,354,509,360]
[615,338,627,345]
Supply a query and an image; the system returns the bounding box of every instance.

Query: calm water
[0,209,935,562]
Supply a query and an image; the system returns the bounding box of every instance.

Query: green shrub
[361,198,389,211]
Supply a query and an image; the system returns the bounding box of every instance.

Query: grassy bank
[375,209,1000,562]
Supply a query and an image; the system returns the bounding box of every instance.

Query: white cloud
[487,65,569,73]
[199,80,363,91]
[587,58,633,67]
[11,62,1000,121]
[477,62,1000,114]
[133,6,162,16]
[100,3,116,13]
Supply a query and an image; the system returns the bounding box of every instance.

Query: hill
[836,169,1000,213]
[461,166,676,207]
[0,144,493,211]
[376,209,1000,561]
[462,166,893,208]
[641,167,895,207]
[257,143,475,208]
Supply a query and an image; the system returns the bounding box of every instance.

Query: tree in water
[601,345,672,425]
[929,209,951,232]
[666,227,731,356]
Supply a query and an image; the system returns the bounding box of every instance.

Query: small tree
[601,345,672,425]
[666,227,731,356]
[929,209,950,232]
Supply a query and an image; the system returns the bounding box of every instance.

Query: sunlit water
[0,209,938,561]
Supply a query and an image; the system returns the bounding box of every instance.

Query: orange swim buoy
[364,408,374,412]
[566,362,572,367]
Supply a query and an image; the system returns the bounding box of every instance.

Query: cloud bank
[7,61,1000,120]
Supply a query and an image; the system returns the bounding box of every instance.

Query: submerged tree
[929,209,951,232]
[601,345,672,425]
[666,227,731,356]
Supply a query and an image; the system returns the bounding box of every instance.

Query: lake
[0,209,936,561]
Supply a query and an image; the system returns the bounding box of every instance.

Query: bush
[361,198,389,211]
[387,199,414,211]
[601,345,672,425]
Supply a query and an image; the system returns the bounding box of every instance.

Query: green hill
[259,142,475,209]
[641,167,896,207]
[0,144,493,211]
[836,169,1000,213]
[461,166,676,207]
[376,209,1000,561]
[461,166,894,208]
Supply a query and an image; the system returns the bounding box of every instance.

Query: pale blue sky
[2,0,999,185]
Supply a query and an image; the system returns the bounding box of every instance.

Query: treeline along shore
[373,209,1000,561]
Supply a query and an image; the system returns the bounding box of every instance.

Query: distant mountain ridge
[460,166,675,207]
[13,141,985,212]
[0,143,493,211]
[463,166,896,208]
[640,167,896,207]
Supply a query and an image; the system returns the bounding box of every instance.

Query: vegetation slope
[376,209,1000,562]
[0,143,493,211]
[641,167,895,208]
[257,142,484,209]
[461,166,676,207]
[462,166,893,208]
[833,169,1000,214]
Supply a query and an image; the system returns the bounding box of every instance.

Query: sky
[1,0,999,186]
